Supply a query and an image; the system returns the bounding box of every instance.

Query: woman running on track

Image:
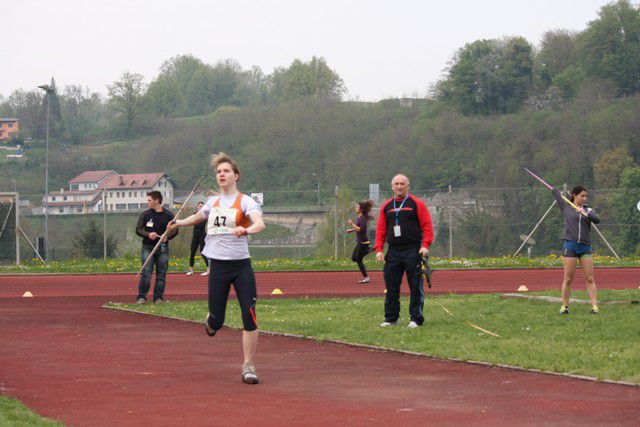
[347,200,374,283]
[169,152,265,384]
[552,185,601,315]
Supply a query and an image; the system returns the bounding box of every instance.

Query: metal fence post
[448,184,453,258]
[16,192,20,265]
[334,186,339,259]
[103,190,107,261]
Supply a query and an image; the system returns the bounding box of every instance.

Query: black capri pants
[189,234,208,267]
[351,242,370,276]
[207,258,258,332]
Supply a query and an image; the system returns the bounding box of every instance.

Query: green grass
[2,255,638,274]
[0,396,63,426]
[107,289,640,384]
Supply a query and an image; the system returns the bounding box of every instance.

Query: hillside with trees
[1,0,639,196]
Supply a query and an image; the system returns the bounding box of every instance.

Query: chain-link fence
[2,186,639,264]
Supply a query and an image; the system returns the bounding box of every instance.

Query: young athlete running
[552,185,601,314]
[168,153,265,384]
[347,200,374,283]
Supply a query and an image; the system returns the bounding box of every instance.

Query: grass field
[1,254,638,274]
[0,396,63,426]
[109,289,640,384]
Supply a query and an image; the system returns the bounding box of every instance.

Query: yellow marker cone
[517,285,529,292]
[271,288,283,295]
[22,291,34,298]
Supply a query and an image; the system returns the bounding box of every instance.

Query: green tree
[72,219,118,259]
[107,71,146,137]
[270,56,345,101]
[235,65,271,105]
[535,30,579,85]
[438,39,496,114]
[578,0,640,95]
[146,54,204,116]
[593,147,637,188]
[45,78,65,138]
[61,85,104,143]
[551,65,586,99]
[439,37,534,114]
[7,89,46,139]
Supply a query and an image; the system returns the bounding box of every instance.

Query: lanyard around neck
[393,195,409,225]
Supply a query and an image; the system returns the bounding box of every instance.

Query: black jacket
[135,208,179,248]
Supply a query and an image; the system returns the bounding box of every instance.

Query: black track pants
[351,242,370,277]
[189,234,208,268]
[207,258,258,332]
[382,247,425,325]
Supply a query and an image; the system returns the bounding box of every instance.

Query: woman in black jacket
[187,201,209,276]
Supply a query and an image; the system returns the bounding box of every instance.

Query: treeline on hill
[0,55,344,143]
[2,0,639,255]
[1,4,639,209]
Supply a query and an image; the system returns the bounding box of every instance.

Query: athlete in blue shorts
[552,185,600,314]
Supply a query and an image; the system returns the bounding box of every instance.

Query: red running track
[1,267,639,299]
[1,296,639,426]
[0,269,639,425]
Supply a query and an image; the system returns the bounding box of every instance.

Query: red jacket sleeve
[374,200,389,253]
[414,196,434,248]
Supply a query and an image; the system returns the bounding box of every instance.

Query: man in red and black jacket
[375,174,434,328]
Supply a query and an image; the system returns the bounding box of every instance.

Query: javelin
[136,176,205,279]
[524,168,620,260]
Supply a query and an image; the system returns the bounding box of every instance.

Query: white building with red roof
[45,171,174,215]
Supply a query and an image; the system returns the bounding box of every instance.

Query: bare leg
[561,257,577,306]
[579,256,598,306]
[242,329,258,364]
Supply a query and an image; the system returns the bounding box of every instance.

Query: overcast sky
[3,0,616,101]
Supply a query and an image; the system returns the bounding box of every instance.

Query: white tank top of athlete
[199,193,261,260]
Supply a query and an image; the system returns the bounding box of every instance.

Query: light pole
[312,173,320,206]
[38,84,52,260]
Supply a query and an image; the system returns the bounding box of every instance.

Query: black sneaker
[559,305,569,314]
[205,313,216,337]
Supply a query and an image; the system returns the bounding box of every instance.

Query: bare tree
[107,72,146,137]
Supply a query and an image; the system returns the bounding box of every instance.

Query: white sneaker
[186,271,194,276]
[407,321,419,329]
[201,271,209,276]
[380,320,398,327]
[357,277,370,284]
[242,362,259,384]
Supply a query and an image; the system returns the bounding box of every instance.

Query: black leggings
[189,234,208,267]
[207,258,258,332]
[351,242,370,277]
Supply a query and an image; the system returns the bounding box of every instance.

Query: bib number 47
[213,216,227,227]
